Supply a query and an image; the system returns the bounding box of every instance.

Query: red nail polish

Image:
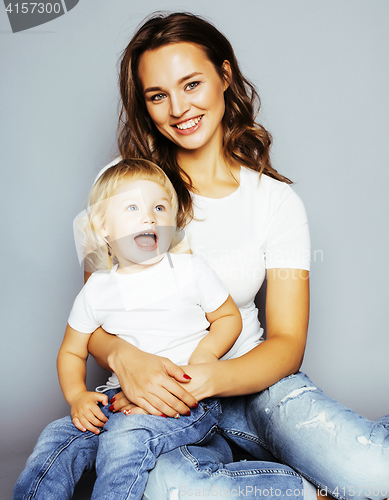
[109,404,114,411]
[192,403,198,409]
[185,411,191,416]
[161,414,167,418]
[183,374,192,380]
[110,397,116,403]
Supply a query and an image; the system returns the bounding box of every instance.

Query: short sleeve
[68,282,100,334]
[192,255,230,312]
[264,188,311,270]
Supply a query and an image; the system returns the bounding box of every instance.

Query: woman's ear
[222,60,232,91]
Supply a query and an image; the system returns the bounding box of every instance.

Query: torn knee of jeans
[168,488,180,500]
[296,411,336,430]
[143,488,180,500]
[278,386,317,406]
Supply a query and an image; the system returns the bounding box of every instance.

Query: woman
[90,11,389,498]
[14,11,388,500]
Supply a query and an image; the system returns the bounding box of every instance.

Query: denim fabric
[14,373,389,500]
[144,372,389,500]
[143,433,312,500]
[92,397,220,499]
[13,391,220,500]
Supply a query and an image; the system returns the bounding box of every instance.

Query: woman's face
[138,42,229,153]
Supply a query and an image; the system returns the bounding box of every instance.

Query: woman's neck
[177,135,240,199]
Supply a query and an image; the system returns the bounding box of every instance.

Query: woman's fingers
[120,403,149,416]
[163,358,192,384]
[134,389,193,418]
[113,350,197,413]
[110,391,131,412]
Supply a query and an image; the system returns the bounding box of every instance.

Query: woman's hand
[88,329,198,417]
[178,363,218,402]
[112,348,198,417]
[109,392,150,416]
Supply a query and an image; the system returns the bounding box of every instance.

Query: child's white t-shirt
[91,161,311,362]
[68,253,230,387]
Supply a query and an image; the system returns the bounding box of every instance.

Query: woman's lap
[217,372,389,499]
[146,372,389,500]
[144,433,311,500]
[13,376,389,500]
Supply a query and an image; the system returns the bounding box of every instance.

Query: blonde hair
[80,159,184,272]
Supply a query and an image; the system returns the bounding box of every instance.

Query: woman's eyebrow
[144,72,203,94]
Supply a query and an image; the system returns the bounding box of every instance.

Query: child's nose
[142,210,157,224]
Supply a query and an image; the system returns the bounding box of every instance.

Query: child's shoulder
[83,268,115,291]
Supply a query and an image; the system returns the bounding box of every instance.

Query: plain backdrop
[1,1,388,498]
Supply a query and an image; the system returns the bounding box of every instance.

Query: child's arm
[188,295,242,365]
[57,324,108,434]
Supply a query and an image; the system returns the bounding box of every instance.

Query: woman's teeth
[175,116,202,130]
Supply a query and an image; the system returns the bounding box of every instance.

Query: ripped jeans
[144,372,389,500]
[13,373,389,500]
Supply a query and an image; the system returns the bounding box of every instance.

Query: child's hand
[70,391,109,435]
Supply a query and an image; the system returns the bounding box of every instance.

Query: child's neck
[115,253,167,275]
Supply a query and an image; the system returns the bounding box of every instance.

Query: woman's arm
[178,269,309,401]
[88,328,198,417]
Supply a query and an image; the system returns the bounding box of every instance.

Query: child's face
[101,179,176,273]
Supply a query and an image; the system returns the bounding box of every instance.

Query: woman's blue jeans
[145,372,389,499]
[13,373,389,500]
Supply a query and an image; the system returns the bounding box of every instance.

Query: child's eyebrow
[157,197,171,204]
[144,72,203,94]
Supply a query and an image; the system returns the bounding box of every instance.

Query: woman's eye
[126,205,138,211]
[150,93,166,102]
[185,81,200,91]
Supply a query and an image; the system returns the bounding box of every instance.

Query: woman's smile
[173,114,204,133]
[139,43,229,152]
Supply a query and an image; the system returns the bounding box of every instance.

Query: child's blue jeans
[13,391,220,500]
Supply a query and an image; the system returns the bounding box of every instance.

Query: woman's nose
[170,92,189,118]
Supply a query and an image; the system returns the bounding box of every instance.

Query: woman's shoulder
[241,166,300,204]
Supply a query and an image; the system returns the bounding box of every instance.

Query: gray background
[1,0,388,498]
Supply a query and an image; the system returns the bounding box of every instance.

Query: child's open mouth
[134,232,158,251]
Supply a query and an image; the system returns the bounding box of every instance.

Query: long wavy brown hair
[118,11,291,227]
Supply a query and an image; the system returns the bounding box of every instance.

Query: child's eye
[155,205,165,212]
[126,205,138,211]
[150,93,166,102]
[185,81,200,91]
